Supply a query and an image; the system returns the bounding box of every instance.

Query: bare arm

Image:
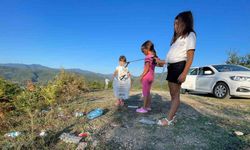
[113,70,118,80]
[178,50,195,83]
[182,50,195,75]
[140,62,150,80]
[155,58,167,67]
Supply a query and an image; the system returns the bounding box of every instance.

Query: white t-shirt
[116,66,129,81]
[166,32,196,63]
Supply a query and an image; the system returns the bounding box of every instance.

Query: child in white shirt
[113,55,131,106]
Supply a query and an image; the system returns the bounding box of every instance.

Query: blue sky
[0,0,249,75]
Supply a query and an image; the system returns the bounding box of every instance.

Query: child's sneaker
[136,107,148,113]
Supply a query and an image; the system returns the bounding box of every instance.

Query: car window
[213,65,250,72]
[190,68,198,75]
[199,67,214,75]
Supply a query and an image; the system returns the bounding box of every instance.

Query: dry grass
[0,90,250,150]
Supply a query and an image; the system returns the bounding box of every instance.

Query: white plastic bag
[113,77,131,100]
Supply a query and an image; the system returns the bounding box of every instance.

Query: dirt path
[91,91,249,150]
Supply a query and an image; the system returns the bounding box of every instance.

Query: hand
[155,58,161,64]
[177,73,187,83]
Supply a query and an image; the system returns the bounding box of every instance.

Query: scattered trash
[58,112,64,117]
[59,133,82,144]
[39,130,47,137]
[87,108,104,120]
[4,131,21,138]
[78,132,89,138]
[128,105,139,109]
[76,142,88,150]
[41,110,49,114]
[110,123,120,127]
[139,118,156,125]
[234,131,244,136]
[75,112,86,117]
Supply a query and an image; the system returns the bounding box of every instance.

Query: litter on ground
[87,108,104,120]
[4,131,21,138]
[59,133,82,144]
[75,112,86,117]
[39,130,47,137]
[139,118,156,125]
[234,131,244,136]
[78,132,89,138]
[76,142,88,150]
[128,105,139,109]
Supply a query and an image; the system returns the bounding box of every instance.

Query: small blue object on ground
[87,108,104,120]
[4,131,21,138]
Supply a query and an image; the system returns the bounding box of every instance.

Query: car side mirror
[204,70,213,75]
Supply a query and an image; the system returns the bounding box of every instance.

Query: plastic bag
[113,77,131,99]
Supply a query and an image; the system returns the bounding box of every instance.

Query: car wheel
[213,82,230,99]
[180,88,187,94]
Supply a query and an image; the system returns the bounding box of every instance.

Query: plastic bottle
[87,108,104,120]
[75,112,84,117]
[4,131,21,138]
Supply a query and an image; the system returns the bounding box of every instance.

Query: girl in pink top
[136,40,157,113]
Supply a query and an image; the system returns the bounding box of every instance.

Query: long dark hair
[171,11,195,45]
[141,40,158,64]
[141,40,156,54]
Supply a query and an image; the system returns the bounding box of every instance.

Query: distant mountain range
[0,63,112,84]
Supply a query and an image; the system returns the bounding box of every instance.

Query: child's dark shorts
[166,61,186,84]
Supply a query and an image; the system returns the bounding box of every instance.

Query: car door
[196,67,215,92]
[182,68,198,90]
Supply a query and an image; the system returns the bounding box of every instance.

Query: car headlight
[230,76,250,81]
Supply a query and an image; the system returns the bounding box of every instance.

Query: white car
[181,64,250,99]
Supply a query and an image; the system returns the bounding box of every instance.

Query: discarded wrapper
[128,105,139,109]
[59,133,82,144]
[234,131,244,136]
[78,132,89,138]
[39,130,47,137]
[139,118,156,125]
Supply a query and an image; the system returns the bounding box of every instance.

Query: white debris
[234,131,244,136]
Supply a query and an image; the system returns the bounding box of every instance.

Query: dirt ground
[1,90,250,150]
[88,90,250,150]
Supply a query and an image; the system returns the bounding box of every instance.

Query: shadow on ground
[94,92,247,150]
[187,92,250,100]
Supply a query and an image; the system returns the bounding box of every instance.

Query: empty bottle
[4,131,21,138]
[87,108,104,120]
[75,112,85,117]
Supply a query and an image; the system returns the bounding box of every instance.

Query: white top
[166,32,196,63]
[116,65,129,81]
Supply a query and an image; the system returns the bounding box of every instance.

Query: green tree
[14,87,46,141]
[0,77,21,100]
[226,51,250,68]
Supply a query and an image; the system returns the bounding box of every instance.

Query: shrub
[0,78,21,100]
[42,70,89,105]
[88,81,104,90]
[14,87,47,140]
